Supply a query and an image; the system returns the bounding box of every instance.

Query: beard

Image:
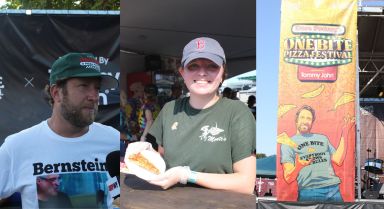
[298,123,311,134]
[60,94,98,128]
[48,188,59,196]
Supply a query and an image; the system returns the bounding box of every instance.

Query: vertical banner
[277,0,357,202]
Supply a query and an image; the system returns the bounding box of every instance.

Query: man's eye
[79,84,88,87]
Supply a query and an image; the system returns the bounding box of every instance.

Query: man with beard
[0,53,119,209]
[280,105,353,202]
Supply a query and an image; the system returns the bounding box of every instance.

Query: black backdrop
[0,13,120,144]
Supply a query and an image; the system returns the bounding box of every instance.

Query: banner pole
[355,29,362,201]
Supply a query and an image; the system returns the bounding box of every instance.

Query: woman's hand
[148,166,190,189]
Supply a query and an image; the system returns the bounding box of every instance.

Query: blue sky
[255,0,384,156]
[256,0,281,156]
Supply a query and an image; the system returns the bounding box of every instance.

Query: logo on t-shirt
[36,173,109,209]
[199,123,226,142]
[171,122,178,130]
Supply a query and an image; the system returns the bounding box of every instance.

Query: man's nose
[87,86,100,101]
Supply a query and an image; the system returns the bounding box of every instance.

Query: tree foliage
[256,153,267,159]
[1,0,119,10]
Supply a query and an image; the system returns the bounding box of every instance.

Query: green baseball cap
[50,52,118,90]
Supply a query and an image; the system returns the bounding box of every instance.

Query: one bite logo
[284,24,353,82]
[284,24,352,67]
[284,36,352,67]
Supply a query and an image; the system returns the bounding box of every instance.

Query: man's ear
[50,85,62,103]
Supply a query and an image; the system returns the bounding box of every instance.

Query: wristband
[187,171,198,184]
[179,166,190,184]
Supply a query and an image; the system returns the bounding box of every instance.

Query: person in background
[120,90,129,161]
[230,90,240,100]
[169,83,183,101]
[125,82,144,143]
[129,37,256,194]
[222,87,232,99]
[138,84,161,142]
[247,95,256,119]
[159,83,183,108]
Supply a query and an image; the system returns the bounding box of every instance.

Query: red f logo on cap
[196,39,205,50]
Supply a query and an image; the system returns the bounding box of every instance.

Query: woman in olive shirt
[140,37,255,194]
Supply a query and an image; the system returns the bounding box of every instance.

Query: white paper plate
[120,162,131,174]
[125,150,165,181]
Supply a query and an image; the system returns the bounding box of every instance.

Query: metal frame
[356,0,384,200]
[358,2,384,97]
[356,30,362,200]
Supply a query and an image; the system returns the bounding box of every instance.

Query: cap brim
[183,52,224,67]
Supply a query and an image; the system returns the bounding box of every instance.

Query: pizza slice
[277,132,297,149]
[128,153,160,175]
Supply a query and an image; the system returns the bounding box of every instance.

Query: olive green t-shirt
[149,97,256,174]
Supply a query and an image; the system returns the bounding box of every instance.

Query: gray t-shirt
[280,133,340,189]
[149,97,256,173]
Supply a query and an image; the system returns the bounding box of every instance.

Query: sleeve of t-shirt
[148,104,166,147]
[0,137,16,198]
[280,144,295,164]
[230,102,256,163]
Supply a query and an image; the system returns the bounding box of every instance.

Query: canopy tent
[238,76,256,81]
[120,0,256,91]
[257,155,276,178]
